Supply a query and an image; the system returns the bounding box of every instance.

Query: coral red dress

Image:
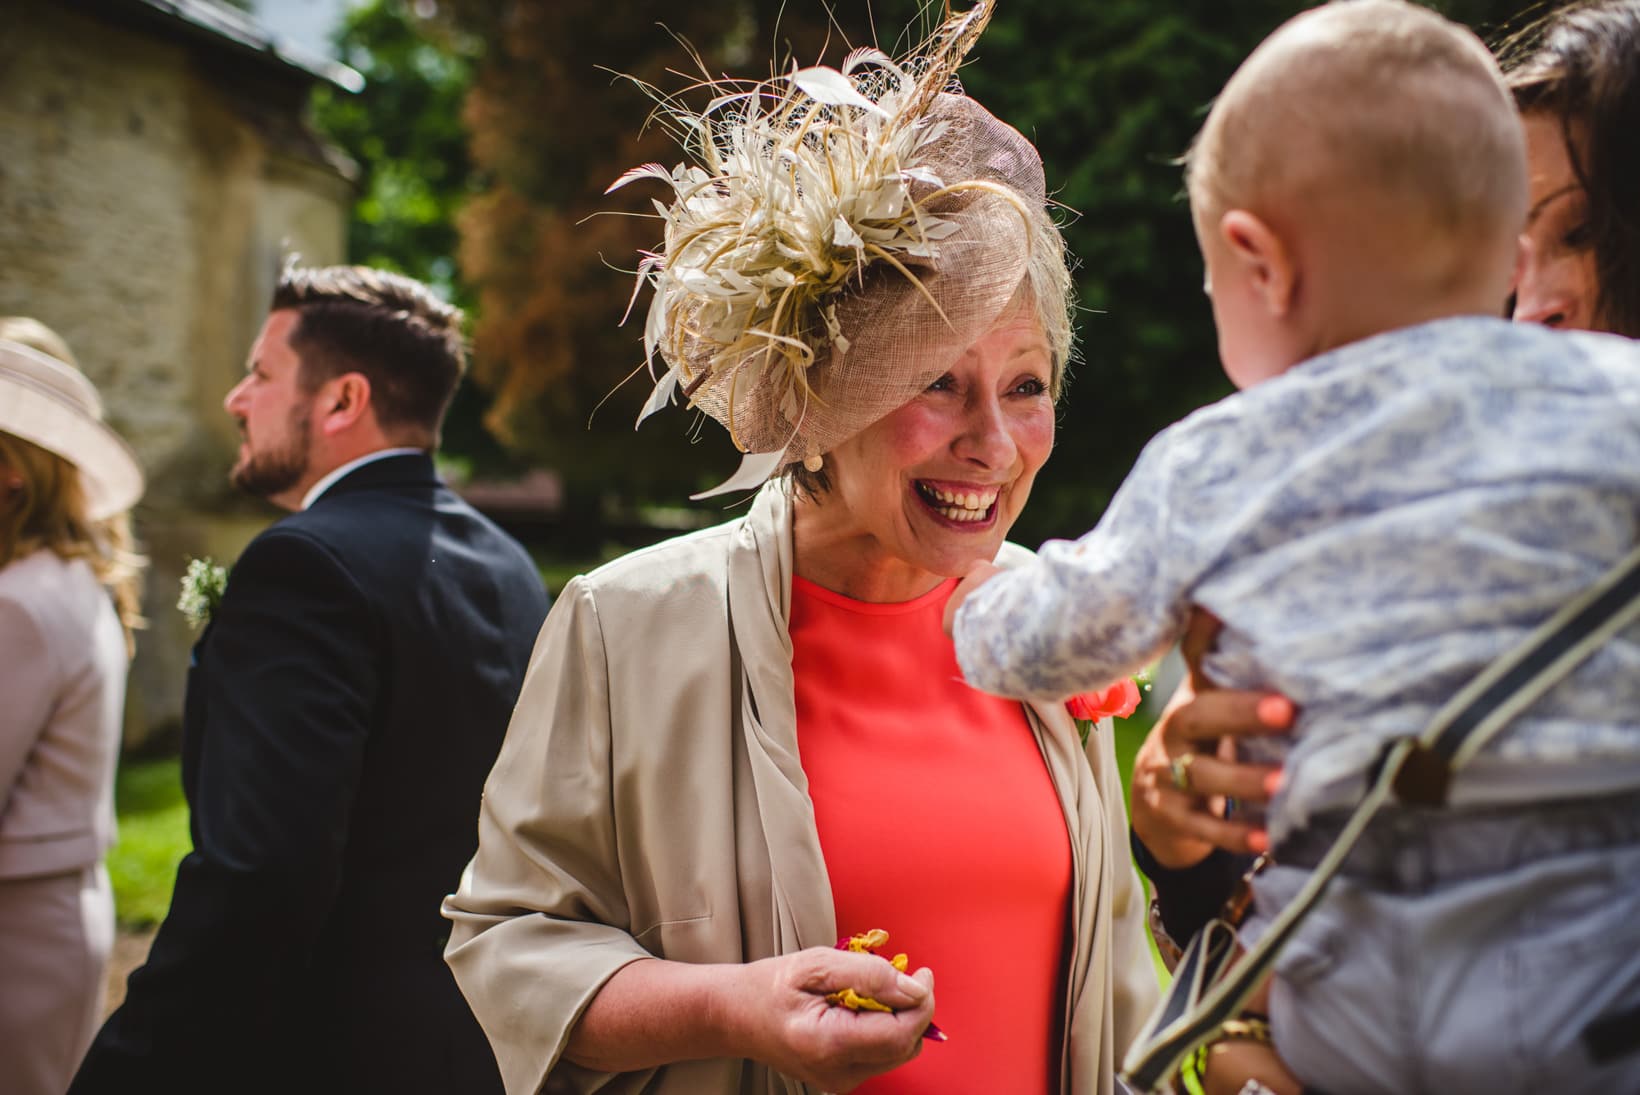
[790,574,1073,1093]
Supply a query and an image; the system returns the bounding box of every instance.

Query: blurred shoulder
[0,548,102,610]
[574,519,742,608]
[1551,326,1640,394]
[0,549,112,650]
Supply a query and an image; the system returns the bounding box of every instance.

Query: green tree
[310,0,513,472]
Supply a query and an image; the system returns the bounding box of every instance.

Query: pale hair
[1185,0,1526,258]
[1027,206,1075,402]
[0,317,145,655]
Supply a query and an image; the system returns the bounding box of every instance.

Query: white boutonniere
[177,556,228,630]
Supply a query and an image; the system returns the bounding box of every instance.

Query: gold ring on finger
[1169,752,1197,793]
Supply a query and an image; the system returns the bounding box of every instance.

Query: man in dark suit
[72,265,551,1094]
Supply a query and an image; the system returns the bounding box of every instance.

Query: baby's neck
[1297,276,1505,371]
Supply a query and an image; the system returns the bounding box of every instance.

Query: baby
[952,1,1640,1092]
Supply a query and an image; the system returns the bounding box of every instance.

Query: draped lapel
[725,484,838,961]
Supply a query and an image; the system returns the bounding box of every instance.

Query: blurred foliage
[321,0,1528,540]
[312,4,471,297]
[310,0,516,474]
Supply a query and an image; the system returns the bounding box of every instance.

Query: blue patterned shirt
[956,317,1640,838]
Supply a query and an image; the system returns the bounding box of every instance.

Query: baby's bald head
[1188,0,1526,293]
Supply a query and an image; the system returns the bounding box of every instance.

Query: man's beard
[230,410,310,499]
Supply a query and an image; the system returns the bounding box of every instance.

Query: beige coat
[444,484,1159,1094]
[0,549,124,1095]
[0,549,126,881]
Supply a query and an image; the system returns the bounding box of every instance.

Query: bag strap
[1122,542,1640,1092]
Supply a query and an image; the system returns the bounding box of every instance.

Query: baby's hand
[942,561,1004,637]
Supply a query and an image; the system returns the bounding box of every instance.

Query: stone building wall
[0,1,353,746]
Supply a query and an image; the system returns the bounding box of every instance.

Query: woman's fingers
[799,950,930,1011]
[1132,678,1290,866]
[757,948,936,1091]
[1141,754,1266,865]
[1151,786,1269,856]
[1161,687,1293,754]
[1170,751,1279,803]
[1132,609,1297,865]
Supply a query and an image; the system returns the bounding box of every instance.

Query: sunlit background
[0,0,1533,959]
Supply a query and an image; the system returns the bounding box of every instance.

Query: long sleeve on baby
[954,435,1197,701]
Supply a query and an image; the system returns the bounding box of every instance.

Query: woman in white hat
[0,317,144,1095]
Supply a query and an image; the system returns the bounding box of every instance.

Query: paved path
[104,927,157,1018]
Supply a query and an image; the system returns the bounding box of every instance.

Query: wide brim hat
[0,339,144,519]
[614,1,1058,496]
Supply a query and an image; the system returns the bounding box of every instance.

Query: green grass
[1111,707,1153,811]
[108,756,190,928]
[1109,707,1180,988]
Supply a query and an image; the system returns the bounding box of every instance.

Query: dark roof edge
[115,0,364,93]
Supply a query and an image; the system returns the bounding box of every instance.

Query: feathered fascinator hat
[611,1,1063,496]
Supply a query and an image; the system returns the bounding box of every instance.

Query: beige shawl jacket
[444,484,1159,1094]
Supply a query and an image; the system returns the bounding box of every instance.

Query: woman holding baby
[1136,0,1640,933]
[1124,2,1640,1092]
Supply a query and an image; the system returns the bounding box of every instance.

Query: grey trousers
[0,863,113,1095]
[1245,793,1640,1095]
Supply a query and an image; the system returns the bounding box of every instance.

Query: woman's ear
[1220,210,1298,317]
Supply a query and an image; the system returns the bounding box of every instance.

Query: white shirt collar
[301,447,427,510]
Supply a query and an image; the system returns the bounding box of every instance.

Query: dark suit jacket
[72,454,551,1095]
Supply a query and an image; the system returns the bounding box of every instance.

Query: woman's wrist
[567,958,767,1071]
[1132,830,1251,944]
[705,958,773,1064]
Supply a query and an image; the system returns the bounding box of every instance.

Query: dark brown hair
[1504,0,1640,337]
[272,264,467,445]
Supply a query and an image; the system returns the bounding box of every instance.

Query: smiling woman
[439,5,1160,1094]
[793,301,1057,601]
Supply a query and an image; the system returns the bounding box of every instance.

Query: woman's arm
[567,950,935,1092]
[443,578,657,1092]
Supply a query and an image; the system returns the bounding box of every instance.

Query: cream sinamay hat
[612,1,1066,496]
[0,338,144,519]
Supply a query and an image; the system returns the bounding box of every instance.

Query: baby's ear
[1220,210,1297,317]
